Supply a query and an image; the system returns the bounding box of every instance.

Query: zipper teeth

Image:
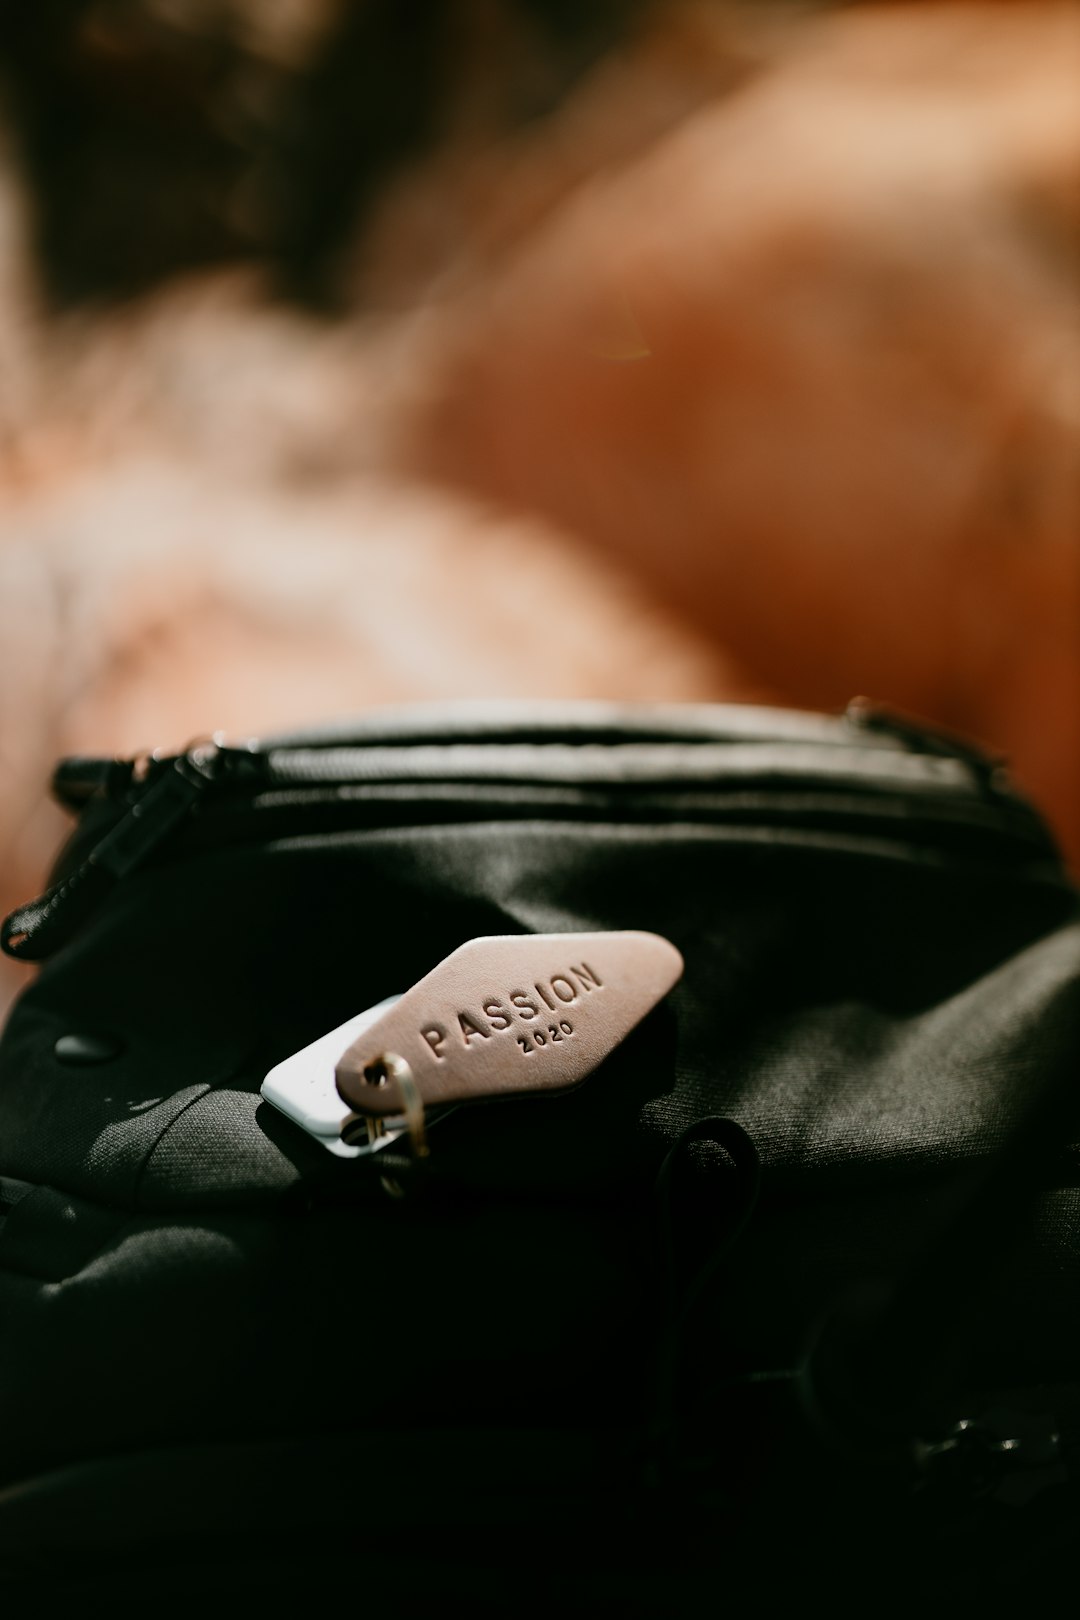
[9,728,1057,965]
[218,788,1049,865]
[7,714,1054,971]
[58,756,1052,882]
[216,738,1051,853]
[204,754,1052,860]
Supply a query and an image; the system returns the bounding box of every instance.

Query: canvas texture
[1,702,1077,1604]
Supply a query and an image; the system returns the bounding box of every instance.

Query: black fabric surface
[0,702,1078,1603]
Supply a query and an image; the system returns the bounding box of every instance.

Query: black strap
[651,1116,762,1460]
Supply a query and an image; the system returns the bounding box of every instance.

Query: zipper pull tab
[1,743,221,962]
[334,931,684,1142]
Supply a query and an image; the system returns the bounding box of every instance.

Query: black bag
[1,701,1078,1609]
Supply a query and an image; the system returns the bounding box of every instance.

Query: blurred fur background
[0,0,1078,1008]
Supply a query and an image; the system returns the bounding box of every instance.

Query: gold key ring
[363,1051,429,1160]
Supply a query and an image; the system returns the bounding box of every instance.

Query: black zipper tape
[0,708,1062,963]
[1,749,220,962]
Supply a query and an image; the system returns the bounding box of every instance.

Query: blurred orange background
[0,0,1077,1009]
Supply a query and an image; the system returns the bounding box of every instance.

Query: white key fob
[261,997,405,1158]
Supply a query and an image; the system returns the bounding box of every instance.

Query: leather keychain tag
[335,931,683,1126]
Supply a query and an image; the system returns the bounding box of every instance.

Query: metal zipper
[1,742,227,962]
[0,711,1058,963]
